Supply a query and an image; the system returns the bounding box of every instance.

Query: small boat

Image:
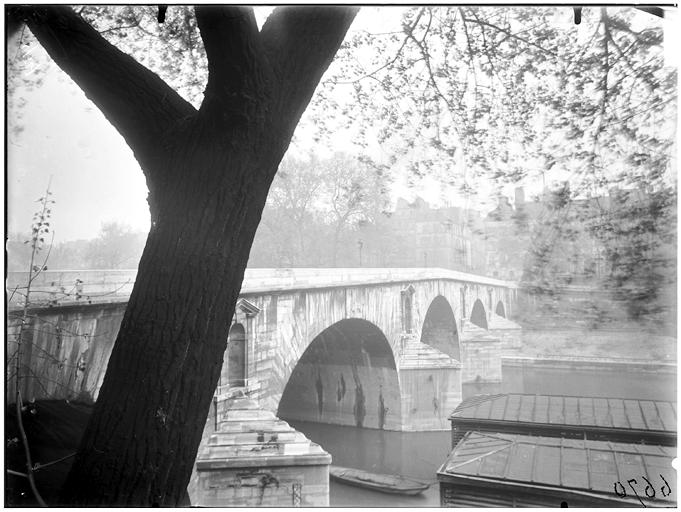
[329,465,430,496]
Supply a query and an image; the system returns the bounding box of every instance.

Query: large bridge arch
[420,295,460,360]
[277,318,402,430]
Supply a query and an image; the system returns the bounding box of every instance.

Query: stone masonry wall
[460,340,503,383]
[195,463,328,507]
[6,302,126,402]
[400,367,462,430]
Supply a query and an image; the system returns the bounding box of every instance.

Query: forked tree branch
[195,6,271,122]
[13,5,196,174]
[260,6,359,137]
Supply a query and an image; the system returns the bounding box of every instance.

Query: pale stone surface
[192,395,331,507]
[5,301,126,402]
[488,313,523,357]
[399,338,462,369]
[398,339,463,430]
[460,321,504,383]
[487,314,522,331]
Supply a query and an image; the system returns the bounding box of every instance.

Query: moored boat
[329,465,430,495]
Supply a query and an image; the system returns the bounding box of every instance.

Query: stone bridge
[7,268,520,432]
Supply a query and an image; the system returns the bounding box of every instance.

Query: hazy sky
[8,64,150,242]
[7,6,467,244]
[7,7,409,243]
[6,6,677,244]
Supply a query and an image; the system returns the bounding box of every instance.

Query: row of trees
[249,152,389,267]
[7,222,147,271]
[6,153,388,272]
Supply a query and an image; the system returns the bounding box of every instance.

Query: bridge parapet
[7,268,518,308]
[7,269,136,307]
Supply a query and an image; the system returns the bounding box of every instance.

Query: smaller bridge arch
[420,295,460,360]
[495,300,506,318]
[470,299,488,329]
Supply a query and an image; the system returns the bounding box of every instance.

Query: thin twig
[15,391,47,507]
[33,452,77,471]
[98,22,141,35]
[30,230,56,283]
[23,366,80,393]
[331,7,425,85]
[461,12,558,58]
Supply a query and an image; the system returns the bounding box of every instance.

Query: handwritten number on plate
[641,476,655,499]
[660,474,671,498]
[614,481,627,497]
[627,479,646,507]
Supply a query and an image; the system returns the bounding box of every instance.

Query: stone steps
[216,420,293,434]
[196,395,330,467]
[208,430,308,446]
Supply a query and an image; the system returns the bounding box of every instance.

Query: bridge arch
[495,300,506,318]
[277,318,401,430]
[470,299,488,329]
[223,323,246,388]
[420,295,460,360]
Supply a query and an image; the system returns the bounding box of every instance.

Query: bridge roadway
[7,268,520,431]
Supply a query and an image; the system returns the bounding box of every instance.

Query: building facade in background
[359,197,481,273]
[357,184,675,331]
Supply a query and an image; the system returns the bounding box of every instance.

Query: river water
[284,364,676,507]
[287,419,447,507]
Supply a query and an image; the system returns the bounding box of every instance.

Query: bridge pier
[460,321,504,383]
[190,395,331,507]
[488,314,523,357]
[398,338,462,430]
[458,315,524,385]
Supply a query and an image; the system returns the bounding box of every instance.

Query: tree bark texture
[15,5,358,505]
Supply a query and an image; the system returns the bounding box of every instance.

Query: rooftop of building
[438,431,676,506]
[449,393,676,433]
